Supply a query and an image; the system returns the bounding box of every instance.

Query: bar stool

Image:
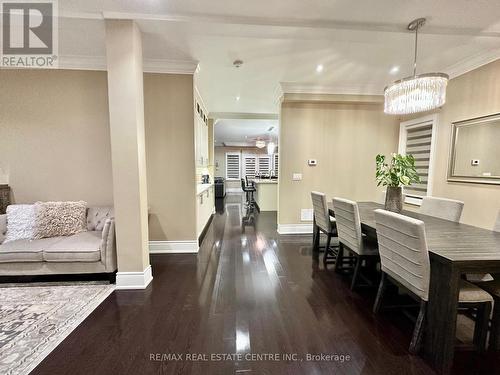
[241,179,256,209]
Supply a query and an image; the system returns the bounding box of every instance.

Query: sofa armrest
[100,218,117,272]
[0,214,6,244]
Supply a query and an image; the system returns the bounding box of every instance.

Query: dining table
[326,201,500,374]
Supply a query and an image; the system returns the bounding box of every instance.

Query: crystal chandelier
[384,18,449,115]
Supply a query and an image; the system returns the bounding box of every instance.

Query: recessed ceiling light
[390,66,400,75]
[236,96,240,101]
[316,64,324,73]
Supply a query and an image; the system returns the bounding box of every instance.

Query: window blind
[226,153,241,180]
[404,124,433,197]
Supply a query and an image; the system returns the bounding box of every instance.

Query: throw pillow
[33,201,88,239]
[4,204,35,243]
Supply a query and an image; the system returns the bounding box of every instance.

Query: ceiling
[214,119,279,147]
[56,1,500,114]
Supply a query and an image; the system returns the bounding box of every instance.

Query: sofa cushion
[87,207,114,231]
[0,237,62,263]
[43,231,102,262]
[4,204,35,243]
[33,201,87,239]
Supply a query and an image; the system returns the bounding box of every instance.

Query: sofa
[0,207,117,278]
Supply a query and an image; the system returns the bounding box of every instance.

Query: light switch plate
[308,159,317,166]
[471,159,480,166]
[292,173,302,181]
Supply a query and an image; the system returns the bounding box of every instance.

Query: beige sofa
[0,207,117,278]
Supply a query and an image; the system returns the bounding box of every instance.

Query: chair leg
[409,300,427,354]
[350,254,361,290]
[373,272,388,314]
[313,223,320,252]
[323,234,332,266]
[334,243,343,272]
[489,298,500,351]
[473,302,492,352]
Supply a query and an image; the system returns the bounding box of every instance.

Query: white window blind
[226,153,241,180]
[273,154,279,177]
[258,156,271,175]
[243,155,257,178]
[399,115,437,205]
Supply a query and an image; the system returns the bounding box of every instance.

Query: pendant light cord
[413,23,419,77]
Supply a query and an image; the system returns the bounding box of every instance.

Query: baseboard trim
[149,240,199,254]
[277,223,313,234]
[116,265,153,290]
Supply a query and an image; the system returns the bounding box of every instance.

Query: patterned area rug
[0,282,115,375]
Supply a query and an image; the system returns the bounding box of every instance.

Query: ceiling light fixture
[384,18,448,115]
[236,96,240,101]
[389,66,400,75]
[316,64,324,73]
[255,140,266,149]
[267,141,276,155]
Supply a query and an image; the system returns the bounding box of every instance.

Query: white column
[105,20,151,289]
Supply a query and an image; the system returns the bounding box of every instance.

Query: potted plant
[375,153,420,213]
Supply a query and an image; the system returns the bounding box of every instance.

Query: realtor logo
[1,0,58,68]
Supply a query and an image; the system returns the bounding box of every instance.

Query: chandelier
[255,140,266,148]
[384,18,449,115]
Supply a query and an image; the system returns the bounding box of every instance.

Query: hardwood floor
[31,194,500,375]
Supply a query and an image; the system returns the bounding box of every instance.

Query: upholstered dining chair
[311,191,338,265]
[332,197,379,290]
[373,209,493,353]
[420,196,464,222]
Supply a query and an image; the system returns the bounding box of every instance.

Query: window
[226,153,241,180]
[398,114,438,206]
[258,156,271,175]
[243,155,257,178]
[273,154,279,177]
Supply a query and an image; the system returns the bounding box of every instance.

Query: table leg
[424,259,461,374]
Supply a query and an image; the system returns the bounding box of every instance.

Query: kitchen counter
[196,183,213,195]
[253,179,278,184]
[253,180,277,211]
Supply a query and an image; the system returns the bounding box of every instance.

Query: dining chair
[373,209,493,353]
[332,197,379,290]
[311,191,338,265]
[420,196,464,222]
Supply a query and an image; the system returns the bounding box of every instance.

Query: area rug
[0,282,115,375]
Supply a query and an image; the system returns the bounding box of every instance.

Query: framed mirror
[448,113,500,184]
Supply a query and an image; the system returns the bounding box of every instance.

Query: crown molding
[57,55,198,74]
[280,82,382,96]
[444,48,500,79]
[209,112,279,120]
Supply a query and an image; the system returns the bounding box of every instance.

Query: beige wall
[0,69,113,206]
[144,73,197,241]
[0,69,198,242]
[417,59,500,229]
[278,99,400,225]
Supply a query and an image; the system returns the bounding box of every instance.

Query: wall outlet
[301,209,313,221]
[471,159,480,166]
[292,173,302,181]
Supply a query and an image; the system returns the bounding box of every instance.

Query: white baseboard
[277,223,313,234]
[149,240,199,254]
[116,265,153,290]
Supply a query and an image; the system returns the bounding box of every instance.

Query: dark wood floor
[32,194,500,375]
